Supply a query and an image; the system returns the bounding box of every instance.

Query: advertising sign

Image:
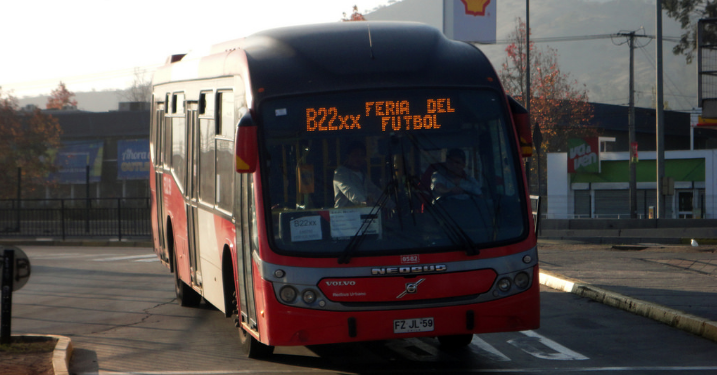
[117,139,150,180]
[51,141,104,184]
[630,142,639,163]
[444,0,496,43]
[568,138,599,173]
[364,0,496,43]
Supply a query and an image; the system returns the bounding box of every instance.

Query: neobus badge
[371,265,447,275]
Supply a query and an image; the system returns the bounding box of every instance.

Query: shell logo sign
[461,0,491,16]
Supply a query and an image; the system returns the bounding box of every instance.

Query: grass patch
[0,336,57,353]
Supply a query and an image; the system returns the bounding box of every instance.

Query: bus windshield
[262,88,526,257]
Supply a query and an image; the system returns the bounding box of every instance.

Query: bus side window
[216,139,234,212]
[216,90,234,212]
[216,91,234,137]
[199,91,216,206]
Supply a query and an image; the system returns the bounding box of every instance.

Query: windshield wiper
[403,133,481,256]
[405,175,481,256]
[337,180,397,264]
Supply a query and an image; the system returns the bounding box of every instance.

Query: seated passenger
[333,142,384,208]
[431,148,482,200]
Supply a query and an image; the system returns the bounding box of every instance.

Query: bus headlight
[279,286,297,303]
[514,272,530,289]
[302,290,317,304]
[497,278,512,292]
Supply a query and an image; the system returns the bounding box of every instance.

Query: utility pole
[616,29,649,219]
[656,0,666,218]
[628,31,637,219]
[525,0,532,193]
[616,31,639,219]
[526,0,530,125]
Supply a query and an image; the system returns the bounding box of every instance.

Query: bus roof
[154,22,503,105]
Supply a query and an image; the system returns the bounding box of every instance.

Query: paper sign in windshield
[330,208,380,238]
[290,215,322,242]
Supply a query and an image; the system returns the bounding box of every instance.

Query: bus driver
[431,148,482,200]
[333,142,385,208]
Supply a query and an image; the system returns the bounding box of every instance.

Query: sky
[0,0,392,97]
[0,0,697,112]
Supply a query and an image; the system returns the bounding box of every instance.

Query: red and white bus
[149,22,538,357]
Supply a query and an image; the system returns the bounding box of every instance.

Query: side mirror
[508,96,533,158]
[235,111,258,173]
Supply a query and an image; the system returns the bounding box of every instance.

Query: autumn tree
[499,18,596,195]
[46,81,78,110]
[663,0,717,63]
[342,5,366,21]
[0,88,63,199]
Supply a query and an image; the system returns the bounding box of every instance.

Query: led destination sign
[306,98,456,132]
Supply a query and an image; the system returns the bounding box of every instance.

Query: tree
[341,5,366,21]
[0,88,63,199]
[663,0,717,63]
[46,81,78,110]
[119,67,152,103]
[499,18,596,195]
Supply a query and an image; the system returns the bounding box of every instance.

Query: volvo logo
[371,264,447,276]
[325,281,356,286]
[397,278,425,298]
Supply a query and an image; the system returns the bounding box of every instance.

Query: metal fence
[0,198,151,240]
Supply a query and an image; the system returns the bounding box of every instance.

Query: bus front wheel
[239,326,274,358]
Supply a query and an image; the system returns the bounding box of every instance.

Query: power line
[492,33,681,45]
[636,43,696,110]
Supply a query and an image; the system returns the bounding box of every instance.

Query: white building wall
[547,153,570,218]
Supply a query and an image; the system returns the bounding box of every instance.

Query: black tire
[437,334,473,350]
[173,244,202,307]
[239,326,275,358]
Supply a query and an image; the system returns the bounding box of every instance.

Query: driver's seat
[419,163,446,192]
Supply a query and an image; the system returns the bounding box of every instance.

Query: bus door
[236,173,258,332]
[185,102,201,286]
[153,103,167,258]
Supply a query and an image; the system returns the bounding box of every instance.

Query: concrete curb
[51,335,73,375]
[15,334,72,375]
[539,271,717,343]
[0,239,152,247]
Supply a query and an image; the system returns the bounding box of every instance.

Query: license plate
[393,317,434,333]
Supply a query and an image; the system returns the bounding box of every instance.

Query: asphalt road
[8,245,717,374]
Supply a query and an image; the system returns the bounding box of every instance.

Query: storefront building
[547,149,716,219]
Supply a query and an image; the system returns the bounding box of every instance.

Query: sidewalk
[537,239,717,343]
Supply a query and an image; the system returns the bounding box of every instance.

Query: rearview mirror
[235,111,258,173]
[508,96,533,158]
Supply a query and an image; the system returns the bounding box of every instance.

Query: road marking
[508,330,588,361]
[93,254,157,262]
[32,253,119,260]
[385,338,445,361]
[469,335,511,362]
[134,258,160,262]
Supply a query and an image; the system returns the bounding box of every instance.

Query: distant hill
[368,0,697,111]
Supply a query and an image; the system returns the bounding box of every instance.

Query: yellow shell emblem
[461,0,491,16]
